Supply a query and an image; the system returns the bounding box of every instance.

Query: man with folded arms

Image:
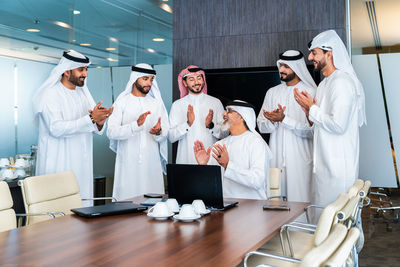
[107,64,169,200]
[33,50,113,201]
[257,50,316,203]
[294,30,366,209]
[194,100,272,200]
[169,65,228,164]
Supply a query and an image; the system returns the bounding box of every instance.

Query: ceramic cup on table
[178,204,197,219]
[192,199,207,215]
[148,202,171,217]
[166,198,180,213]
[1,169,14,180]
[0,158,10,167]
[15,158,26,168]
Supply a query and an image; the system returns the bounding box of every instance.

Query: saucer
[173,214,201,222]
[147,212,174,220]
[198,209,211,215]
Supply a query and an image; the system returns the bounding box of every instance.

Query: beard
[280,72,296,82]
[221,120,231,132]
[135,81,151,95]
[68,72,85,87]
[187,83,204,94]
[314,59,327,71]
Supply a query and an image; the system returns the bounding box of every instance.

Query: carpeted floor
[359,189,400,267]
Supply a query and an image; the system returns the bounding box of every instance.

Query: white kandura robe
[208,131,270,200]
[169,93,228,164]
[36,82,103,200]
[309,70,359,208]
[107,94,168,200]
[257,81,315,202]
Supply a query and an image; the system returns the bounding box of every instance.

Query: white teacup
[15,159,26,168]
[148,202,171,217]
[192,199,207,214]
[178,204,197,218]
[1,169,14,179]
[166,198,180,213]
[0,158,10,167]
[15,168,26,178]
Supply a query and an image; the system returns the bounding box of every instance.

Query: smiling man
[169,65,228,164]
[294,30,366,213]
[257,50,316,203]
[107,63,169,200]
[33,50,113,201]
[194,100,272,200]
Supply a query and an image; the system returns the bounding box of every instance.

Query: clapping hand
[212,144,229,169]
[149,117,162,135]
[193,140,211,165]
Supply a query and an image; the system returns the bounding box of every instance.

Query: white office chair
[268,168,285,201]
[0,181,17,232]
[19,171,115,225]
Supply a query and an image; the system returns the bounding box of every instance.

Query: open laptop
[167,164,238,210]
[71,202,147,218]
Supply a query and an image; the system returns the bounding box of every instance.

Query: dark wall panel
[173,0,346,99]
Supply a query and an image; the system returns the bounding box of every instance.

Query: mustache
[279,72,287,75]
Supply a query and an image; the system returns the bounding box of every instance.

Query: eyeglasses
[225,108,237,114]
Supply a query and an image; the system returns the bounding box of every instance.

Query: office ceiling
[0,0,173,66]
[351,0,400,50]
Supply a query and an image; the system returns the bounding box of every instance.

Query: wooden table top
[0,197,308,267]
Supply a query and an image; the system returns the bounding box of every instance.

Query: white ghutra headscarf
[308,30,366,126]
[32,50,94,120]
[110,63,168,173]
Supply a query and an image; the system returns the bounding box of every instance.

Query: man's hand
[193,140,211,165]
[149,117,162,135]
[212,144,229,169]
[90,101,114,130]
[263,104,286,123]
[137,111,151,127]
[187,104,195,126]
[294,88,315,114]
[205,109,213,128]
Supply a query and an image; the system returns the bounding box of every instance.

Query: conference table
[0,197,308,266]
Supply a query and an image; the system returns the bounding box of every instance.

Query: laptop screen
[167,164,224,209]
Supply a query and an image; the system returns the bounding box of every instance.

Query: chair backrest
[313,193,349,246]
[323,227,360,267]
[269,168,281,198]
[0,181,17,232]
[20,171,82,225]
[300,223,348,267]
[347,179,364,198]
[337,195,360,228]
[359,180,371,199]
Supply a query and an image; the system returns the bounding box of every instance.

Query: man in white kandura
[194,100,272,200]
[169,65,228,164]
[107,64,169,200]
[257,50,316,202]
[294,30,366,209]
[33,50,113,201]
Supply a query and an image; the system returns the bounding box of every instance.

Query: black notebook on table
[71,202,147,218]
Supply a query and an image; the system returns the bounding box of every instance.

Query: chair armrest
[305,204,324,223]
[290,221,317,229]
[376,206,400,212]
[82,197,117,202]
[243,250,301,267]
[16,212,56,219]
[370,192,388,197]
[280,224,316,257]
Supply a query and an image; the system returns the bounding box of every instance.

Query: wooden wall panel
[173,0,346,99]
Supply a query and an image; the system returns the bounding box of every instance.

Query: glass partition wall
[0,0,172,183]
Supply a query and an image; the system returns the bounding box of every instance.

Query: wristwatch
[207,122,214,129]
[89,113,96,124]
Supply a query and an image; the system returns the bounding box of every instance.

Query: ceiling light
[26,29,40,32]
[106,47,116,51]
[109,37,118,42]
[152,38,165,42]
[53,21,73,29]
[71,39,76,42]
[106,57,119,62]
[80,43,91,46]
[73,10,80,15]
[96,66,102,68]
[162,0,168,1]
[159,3,172,13]
[146,48,156,53]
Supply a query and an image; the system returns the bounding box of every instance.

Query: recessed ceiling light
[53,21,73,29]
[106,47,116,51]
[80,43,91,46]
[73,10,80,15]
[109,37,118,42]
[159,3,172,13]
[162,0,168,1]
[96,66,102,68]
[146,48,156,53]
[152,38,165,42]
[26,29,40,32]
[106,57,119,62]
[71,39,76,42]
